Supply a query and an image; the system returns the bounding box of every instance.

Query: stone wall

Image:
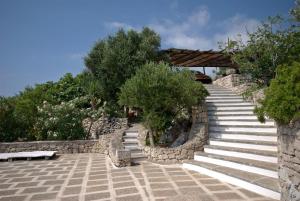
[108,128,131,167]
[0,132,122,154]
[213,74,248,88]
[83,117,128,139]
[138,103,208,164]
[278,120,300,201]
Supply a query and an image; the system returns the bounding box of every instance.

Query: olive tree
[118,62,208,146]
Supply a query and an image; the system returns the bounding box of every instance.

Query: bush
[118,62,208,145]
[255,62,300,124]
[34,97,89,140]
[84,27,165,106]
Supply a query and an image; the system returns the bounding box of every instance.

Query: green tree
[255,62,300,124]
[84,27,164,107]
[118,62,208,146]
[222,16,300,86]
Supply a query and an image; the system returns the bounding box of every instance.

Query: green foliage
[255,62,300,124]
[0,72,106,142]
[118,62,208,143]
[241,84,262,100]
[34,97,88,140]
[84,27,164,105]
[222,16,300,86]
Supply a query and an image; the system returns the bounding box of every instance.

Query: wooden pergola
[163,48,239,68]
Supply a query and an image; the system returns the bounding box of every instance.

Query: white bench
[0,151,57,161]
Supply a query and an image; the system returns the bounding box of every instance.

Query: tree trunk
[148,130,155,147]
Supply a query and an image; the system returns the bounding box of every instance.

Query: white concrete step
[206,96,243,99]
[210,132,277,142]
[209,120,275,126]
[194,152,278,178]
[208,111,254,115]
[124,133,139,138]
[123,139,139,143]
[207,102,253,106]
[209,139,277,151]
[206,99,244,103]
[209,115,260,120]
[208,106,255,111]
[124,145,140,150]
[182,161,280,200]
[209,125,277,133]
[204,145,277,163]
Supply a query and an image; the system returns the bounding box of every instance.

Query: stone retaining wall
[83,117,128,139]
[0,133,118,154]
[138,103,208,164]
[278,120,300,201]
[108,128,131,167]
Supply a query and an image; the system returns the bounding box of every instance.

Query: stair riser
[208,106,255,111]
[206,96,243,100]
[209,140,277,151]
[194,155,278,178]
[209,116,259,120]
[209,121,275,126]
[206,99,244,103]
[182,163,280,200]
[124,134,138,138]
[124,146,140,150]
[209,126,277,133]
[204,148,278,163]
[209,111,253,115]
[207,102,253,106]
[210,134,277,142]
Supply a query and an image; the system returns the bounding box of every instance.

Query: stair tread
[210,131,277,136]
[209,138,277,146]
[184,160,280,192]
[209,124,276,128]
[204,145,277,157]
[195,152,278,171]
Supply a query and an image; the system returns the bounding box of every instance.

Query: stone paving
[0,153,276,201]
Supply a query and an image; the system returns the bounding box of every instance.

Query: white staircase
[123,128,146,163]
[183,84,280,200]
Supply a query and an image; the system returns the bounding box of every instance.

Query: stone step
[123,139,139,143]
[206,96,243,100]
[204,145,277,163]
[208,106,255,111]
[182,161,280,200]
[206,99,244,103]
[207,102,253,106]
[209,138,277,151]
[210,132,277,142]
[124,145,140,150]
[209,120,275,126]
[194,152,278,178]
[209,125,277,133]
[209,115,261,120]
[124,133,139,138]
[208,111,254,116]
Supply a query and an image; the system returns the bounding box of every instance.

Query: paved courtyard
[0,153,275,201]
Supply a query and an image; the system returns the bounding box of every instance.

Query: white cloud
[105,21,135,31]
[104,7,260,51]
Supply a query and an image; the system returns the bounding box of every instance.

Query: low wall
[0,132,118,154]
[278,120,300,201]
[138,103,208,164]
[108,129,131,167]
[83,117,128,139]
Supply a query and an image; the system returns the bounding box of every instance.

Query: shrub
[34,97,89,140]
[255,62,300,124]
[118,62,208,145]
[84,27,165,106]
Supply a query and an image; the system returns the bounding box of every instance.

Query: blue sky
[0,0,295,96]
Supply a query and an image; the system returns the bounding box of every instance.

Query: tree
[84,27,164,107]
[221,16,300,86]
[255,62,300,124]
[118,62,208,146]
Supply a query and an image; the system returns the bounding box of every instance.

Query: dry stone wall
[278,120,300,201]
[83,117,128,139]
[138,103,208,164]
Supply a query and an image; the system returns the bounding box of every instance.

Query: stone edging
[137,103,208,164]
